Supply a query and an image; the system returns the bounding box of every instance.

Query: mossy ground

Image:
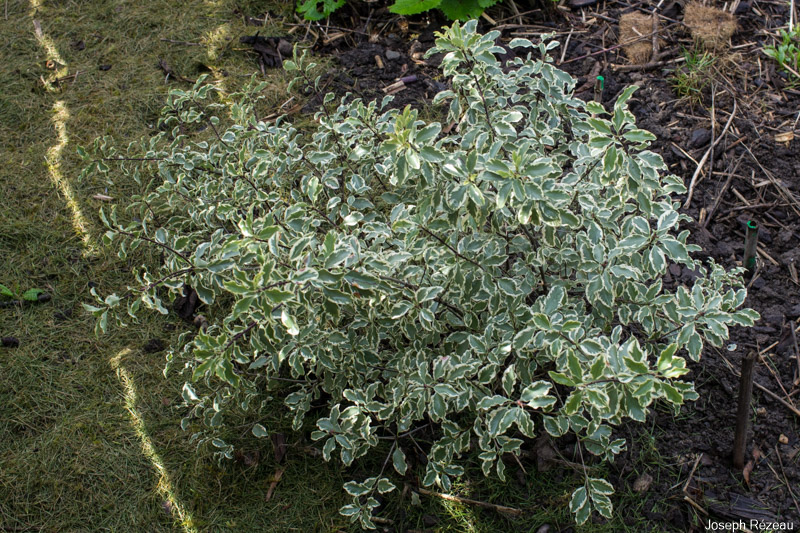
[0,1,675,531]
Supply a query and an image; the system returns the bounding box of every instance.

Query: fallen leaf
[775,132,794,143]
[265,467,285,502]
[742,459,754,487]
[752,446,763,461]
[633,472,653,492]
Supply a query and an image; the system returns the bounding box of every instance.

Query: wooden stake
[594,76,604,103]
[733,351,756,470]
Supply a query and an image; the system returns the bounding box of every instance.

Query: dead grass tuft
[684,2,738,49]
[619,12,659,65]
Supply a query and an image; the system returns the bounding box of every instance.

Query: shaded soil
[241,1,800,529]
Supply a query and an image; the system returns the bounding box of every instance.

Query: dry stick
[771,446,800,515]
[651,7,660,62]
[559,28,574,65]
[759,352,796,407]
[702,154,744,228]
[509,0,524,25]
[611,56,682,72]
[708,86,717,200]
[790,323,800,384]
[684,494,709,516]
[410,486,523,516]
[721,353,800,418]
[160,38,201,46]
[561,24,677,65]
[733,351,756,470]
[684,99,737,208]
[682,453,703,493]
[740,143,800,217]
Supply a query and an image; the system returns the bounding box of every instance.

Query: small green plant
[297,0,501,21]
[0,284,48,304]
[670,47,716,105]
[82,21,758,529]
[764,26,800,83]
[296,0,346,21]
[390,0,501,20]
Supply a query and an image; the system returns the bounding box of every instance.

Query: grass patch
[669,46,717,106]
[1,1,685,531]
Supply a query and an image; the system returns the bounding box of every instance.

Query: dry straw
[684,2,738,49]
[619,12,659,64]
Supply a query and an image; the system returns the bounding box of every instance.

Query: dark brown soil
[246,1,800,529]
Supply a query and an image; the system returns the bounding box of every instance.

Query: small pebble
[385,50,401,60]
[690,128,711,148]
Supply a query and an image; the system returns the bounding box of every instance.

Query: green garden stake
[594,75,604,102]
[743,220,759,276]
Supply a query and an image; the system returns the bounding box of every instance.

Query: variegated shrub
[82,20,758,528]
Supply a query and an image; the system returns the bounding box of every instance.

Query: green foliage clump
[297,0,500,21]
[296,0,346,21]
[81,21,758,529]
[390,0,501,20]
[764,26,800,84]
[670,46,716,105]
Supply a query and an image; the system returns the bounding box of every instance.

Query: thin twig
[160,38,202,46]
[561,24,677,65]
[684,98,737,208]
[683,453,703,493]
[720,353,800,418]
[702,153,744,228]
[771,446,800,515]
[410,485,523,516]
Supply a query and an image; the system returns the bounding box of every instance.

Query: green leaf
[0,284,14,299]
[567,351,583,381]
[281,309,300,336]
[513,327,536,352]
[438,0,486,19]
[195,284,215,305]
[533,313,551,330]
[252,423,268,437]
[263,289,294,304]
[580,339,603,356]
[389,0,442,16]
[520,381,552,402]
[392,447,408,475]
[477,395,508,410]
[22,288,45,302]
[549,372,575,387]
[570,486,588,515]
